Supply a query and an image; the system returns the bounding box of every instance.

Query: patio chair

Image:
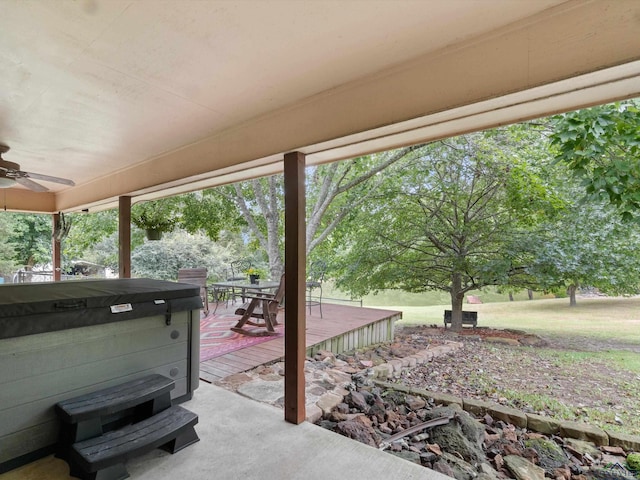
[227,259,252,304]
[231,274,284,336]
[177,268,210,315]
[209,282,231,314]
[228,259,251,281]
[306,260,326,318]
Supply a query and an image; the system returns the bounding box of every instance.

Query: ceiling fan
[0,144,75,192]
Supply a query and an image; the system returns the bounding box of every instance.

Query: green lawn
[323,282,640,343]
[376,296,640,344]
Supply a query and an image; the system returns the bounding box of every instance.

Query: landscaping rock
[217,323,638,480]
[464,397,491,416]
[423,389,464,407]
[345,391,369,412]
[526,413,561,435]
[564,438,601,458]
[433,459,458,478]
[504,454,546,480]
[607,430,640,452]
[335,420,380,448]
[428,406,485,464]
[317,391,345,416]
[441,451,479,480]
[560,421,609,446]
[601,446,626,456]
[489,404,528,428]
[305,404,323,423]
[406,395,427,411]
[524,437,568,475]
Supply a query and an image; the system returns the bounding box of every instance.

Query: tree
[65,210,119,262]
[524,187,640,306]
[210,146,424,277]
[332,129,557,331]
[0,215,18,277]
[6,213,52,268]
[131,231,237,281]
[550,99,640,220]
[178,191,244,241]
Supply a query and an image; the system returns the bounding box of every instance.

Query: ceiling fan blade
[15,177,50,192]
[22,171,75,186]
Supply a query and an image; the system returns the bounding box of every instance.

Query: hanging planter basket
[145,229,163,241]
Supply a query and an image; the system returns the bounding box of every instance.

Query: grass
[324,282,640,342]
[544,350,640,375]
[374,296,640,344]
[323,283,547,307]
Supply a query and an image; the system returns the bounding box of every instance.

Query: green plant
[627,453,640,471]
[131,198,181,234]
[246,267,267,278]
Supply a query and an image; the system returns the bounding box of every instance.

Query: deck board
[199,303,400,384]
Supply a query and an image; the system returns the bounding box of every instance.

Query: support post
[52,213,61,282]
[283,151,306,424]
[119,196,131,279]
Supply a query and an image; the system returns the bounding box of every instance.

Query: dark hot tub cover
[0,278,202,339]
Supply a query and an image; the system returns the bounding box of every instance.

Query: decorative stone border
[307,340,463,423]
[316,337,640,451]
[220,337,640,453]
[369,377,640,449]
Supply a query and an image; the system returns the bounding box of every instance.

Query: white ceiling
[1,0,639,212]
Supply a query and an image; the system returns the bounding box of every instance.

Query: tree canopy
[550,99,640,220]
[204,146,424,277]
[331,128,560,330]
[525,197,640,305]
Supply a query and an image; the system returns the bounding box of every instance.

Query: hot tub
[0,278,202,472]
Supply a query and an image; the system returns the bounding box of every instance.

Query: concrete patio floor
[3,381,448,480]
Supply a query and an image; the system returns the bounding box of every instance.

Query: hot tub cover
[0,278,202,339]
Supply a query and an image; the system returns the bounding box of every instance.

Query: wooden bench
[443,310,478,328]
[69,405,199,480]
[55,374,199,480]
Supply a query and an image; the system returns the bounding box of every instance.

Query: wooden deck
[199,303,401,384]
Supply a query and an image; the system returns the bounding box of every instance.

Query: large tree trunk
[449,273,465,332]
[568,283,577,307]
[527,289,533,300]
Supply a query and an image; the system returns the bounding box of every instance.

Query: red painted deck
[199,303,401,384]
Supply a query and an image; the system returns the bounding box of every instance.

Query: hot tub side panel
[0,308,199,471]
